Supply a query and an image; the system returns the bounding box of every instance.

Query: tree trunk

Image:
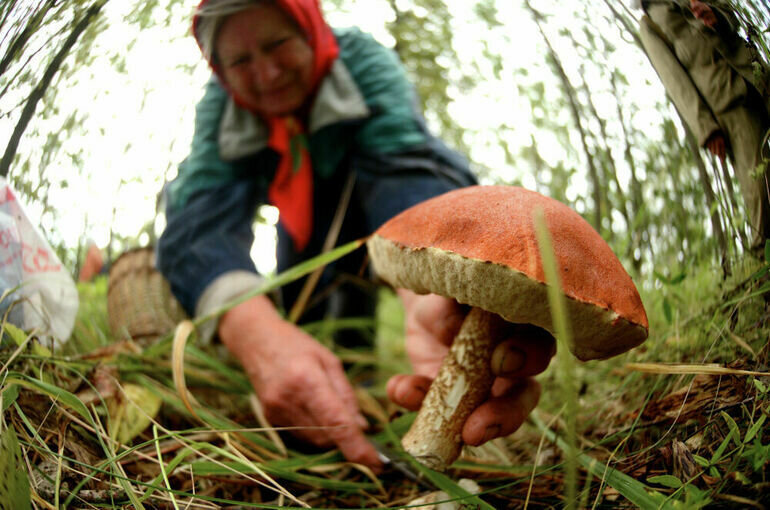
[0,0,107,178]
[0,0,57,78]
[603,0,644,49]
[0,0,21,47]
[580,75,630,243]
[611,73,648,271]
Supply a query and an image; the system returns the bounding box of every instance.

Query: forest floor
[1,248,769,509]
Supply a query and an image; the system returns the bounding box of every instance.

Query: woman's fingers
[254,348,381,471]
[400,290,466,349]
[462,378,541,446]
[303,379,383,471]
[401,292,465,378]
[491,326,556,378]
[319,353,368,428]
[386,373,432,411]
[390,316,554,450]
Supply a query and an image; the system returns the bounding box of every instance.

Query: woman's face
[216,4,314,117]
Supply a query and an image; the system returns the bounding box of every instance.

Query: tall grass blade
[626,363,770,377]
[184,345,252,392]
[5,372,93,422]
[533,208,578,508]
[152,425,179,510]
[133,375,287,455]
[142,238,366,359]
[0,425,31,510]
[190,459,375,491]
[200,238,366,325]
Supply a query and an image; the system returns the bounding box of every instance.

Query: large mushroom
[367,185,648,471]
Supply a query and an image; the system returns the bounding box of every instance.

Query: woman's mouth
[261,83,294,97]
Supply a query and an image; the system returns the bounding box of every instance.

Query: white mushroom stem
[401,306,507,471]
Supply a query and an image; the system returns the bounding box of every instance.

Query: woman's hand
[387,290,555,446]
[219,296,382,471]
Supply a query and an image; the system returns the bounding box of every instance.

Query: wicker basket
[107,247,187,344]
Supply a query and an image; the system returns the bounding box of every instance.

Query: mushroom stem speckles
[401,306,507,471]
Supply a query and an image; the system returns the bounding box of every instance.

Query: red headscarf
[193,0,339,252]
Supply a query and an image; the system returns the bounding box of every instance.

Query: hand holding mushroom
[368,186,648,471]
[387,291,555,446]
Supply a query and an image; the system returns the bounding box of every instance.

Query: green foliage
[2,322,28,347]
[676,485,712,509]
[386,0,472,155]
[1,0,198,274]
[0,426,31,510]
[0,385,19,414]
[647,474,682,489]
[654,270,687,324]
[66,275,112,354]
[532,413,670,510]
[741,436,770,472]
[473,0,502,29]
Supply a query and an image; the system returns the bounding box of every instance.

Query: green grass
[1,243,769,508]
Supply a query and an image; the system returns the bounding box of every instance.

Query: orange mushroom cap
[367,185,648,360]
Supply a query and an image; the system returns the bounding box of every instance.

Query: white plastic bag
[0,178,78,344]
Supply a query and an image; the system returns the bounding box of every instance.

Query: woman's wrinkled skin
[219,295,382,469]
[216,4,314,117]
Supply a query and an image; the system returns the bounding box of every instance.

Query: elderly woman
[158,0,554,470]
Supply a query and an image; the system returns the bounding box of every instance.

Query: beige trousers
[719,103,770,248]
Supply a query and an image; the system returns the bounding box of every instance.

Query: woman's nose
[251,56,282,88]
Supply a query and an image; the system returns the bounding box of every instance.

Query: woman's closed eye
[225,54,250,68]
[264,37,291,52]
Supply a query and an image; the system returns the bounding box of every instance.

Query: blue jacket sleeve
[351,149,478,234]
[157,179,262,316]
[158,75,275,316]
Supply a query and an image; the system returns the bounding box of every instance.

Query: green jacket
[640,0,769,146]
